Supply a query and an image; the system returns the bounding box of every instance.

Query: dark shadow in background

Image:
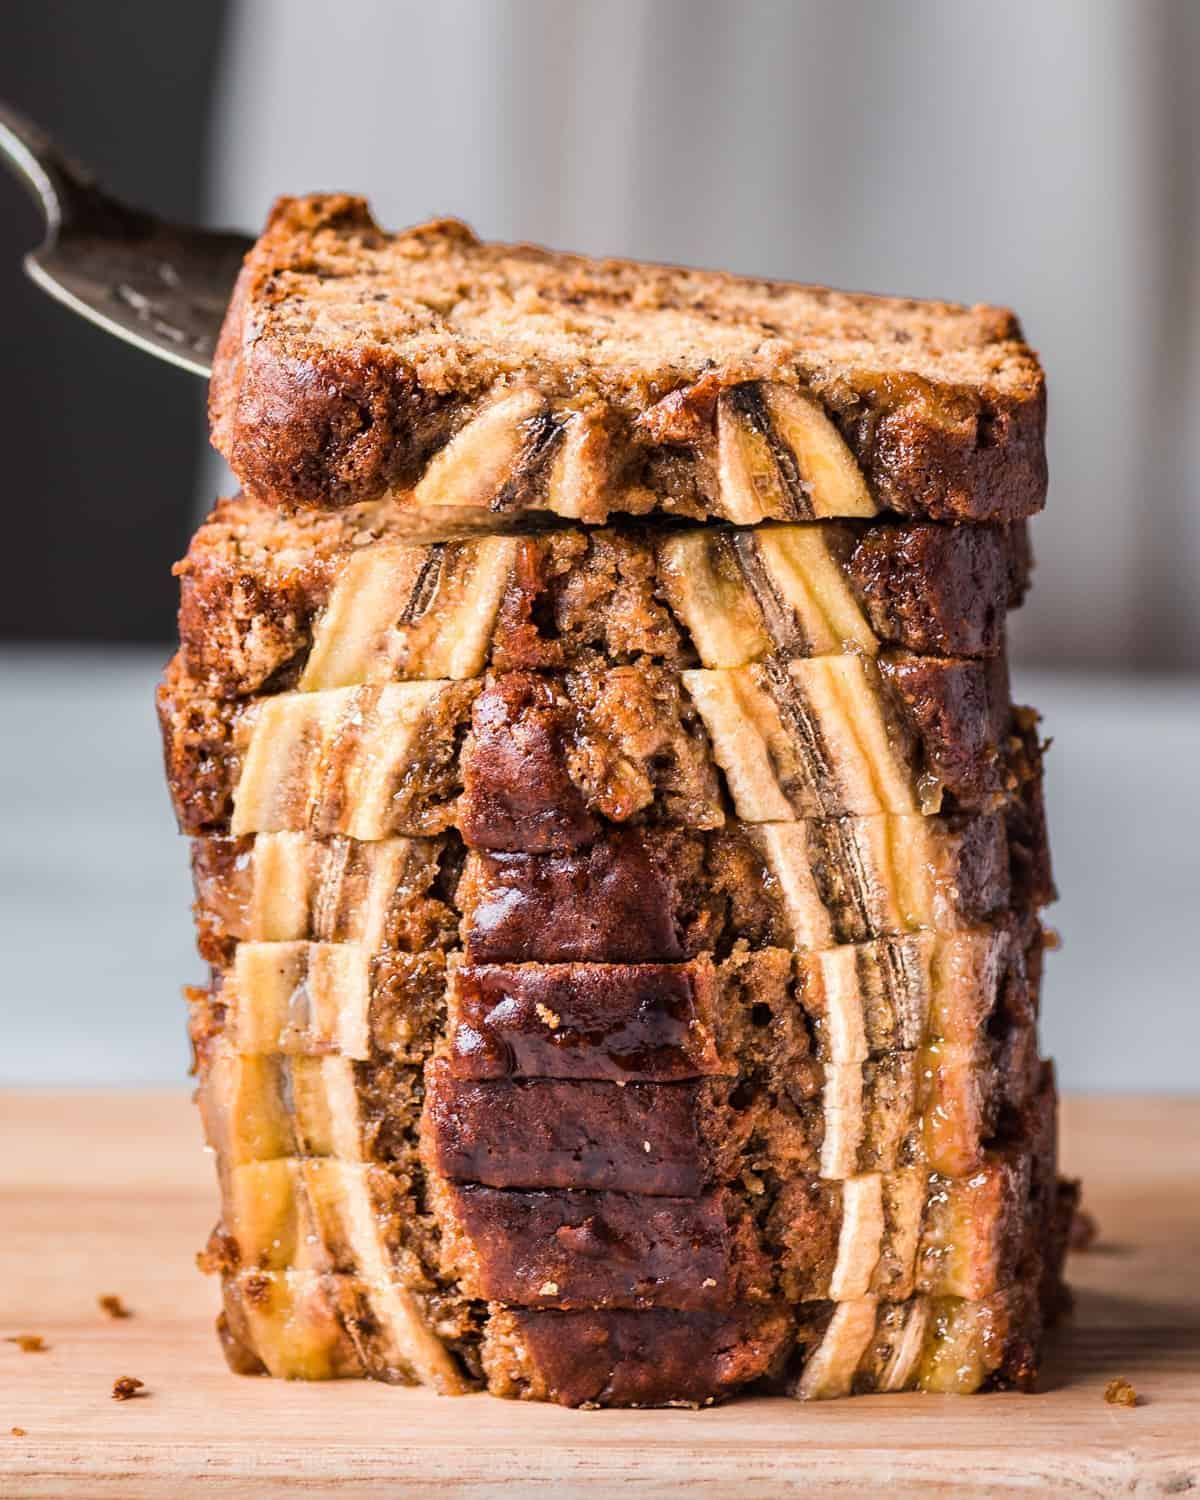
[1,0,228,641]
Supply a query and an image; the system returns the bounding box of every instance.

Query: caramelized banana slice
[917,1154,1036,1301]
[226,1169,452,1387]
[793,1297,881,1399]
[916,1286,1041,1393]
[192,832,453,955]
[827,1174,887,1300]
[198,1050,367,1164]
[873,1297,932,1392]
[683,658,919,819]
[819,1053,919,1179]
[302,536,520,687]
[219,1268,469,1390]
[542,405,626,519]
[413,389,552,511]
[231,681,478,839]
[716,383,877,523]
[219,1159,407,1277]
[231,942,372,1058]
[214,1158,465,1390]
[793,1283,1040,1398]
[743,813,997,948]
[796,928,1031,1065]
[685,653,1010,819]
[196,1045,424,1167]
[219,1269,358,1381]
[212,942,447,1061]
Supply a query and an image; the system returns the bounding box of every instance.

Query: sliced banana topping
[818,1036,1027,1184]
[917,1156,1029,1301]
[243,831,314,942]
[828,1174,886,1300]
[656,532,775,669]
[413,389,550,511]
[795,931,1011,1065]
[761,384,877,519]
[542,406,620,520]
[405,380,876,524]
[302,536,519,688]
[302,546,427,690]
[222,1269,351,1381]
[916,1288,1031,1394]
[716,383,877,525]
[683,657,917,820]
[716,386,798,525]
[797,938,931,1063]
[875,1167,927,1302]
[223,940,446,1061]
[232,941,373,1058]
[198,1048,368,1165]
[747,816,959,948]
[658,525,877,669]
[220,1160,465,1392]
[208,831,448,950]
[222,1267,467,1390]
[681,668,798,821]
[795,1285,1030,1398]
[793,1296,880,1399]
[874,1297,931,1392]
[751,525,879,654]
[232,681,475,840]
[917,1039,994,1178]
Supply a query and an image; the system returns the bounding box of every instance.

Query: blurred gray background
[1,0,1197,1088]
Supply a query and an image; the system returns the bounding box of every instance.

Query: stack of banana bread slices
[160,196,1074,1407]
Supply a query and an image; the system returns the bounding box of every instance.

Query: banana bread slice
[190,794,1045,972]
[159,650,1034,843]
[211,197,1046,525]
[176,493,1032,698]
[193,926,1037,1079]
[214,1269,1050,1405]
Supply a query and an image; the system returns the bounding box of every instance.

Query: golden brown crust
[212,196,1046,522]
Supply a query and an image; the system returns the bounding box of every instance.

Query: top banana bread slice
[211,196,1047,525]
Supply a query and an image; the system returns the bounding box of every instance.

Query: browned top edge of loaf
[211,194,1047,522]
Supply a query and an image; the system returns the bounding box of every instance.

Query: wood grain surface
[0,1092,1196,1497]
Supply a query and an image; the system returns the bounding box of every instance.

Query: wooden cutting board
[1,1092,1196,1497]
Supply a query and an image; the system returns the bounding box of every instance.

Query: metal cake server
[0,100,250,377]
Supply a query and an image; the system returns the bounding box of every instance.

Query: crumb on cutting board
[1104,1377,1139,1408]
[111,1376,146,1402]
[5,1335,47,1353]
[10,1427,26,1437]
[98,1295,132,1319]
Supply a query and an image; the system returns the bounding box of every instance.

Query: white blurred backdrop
[207,0,1200,670]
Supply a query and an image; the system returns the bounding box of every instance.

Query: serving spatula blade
[1,99,250,377]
